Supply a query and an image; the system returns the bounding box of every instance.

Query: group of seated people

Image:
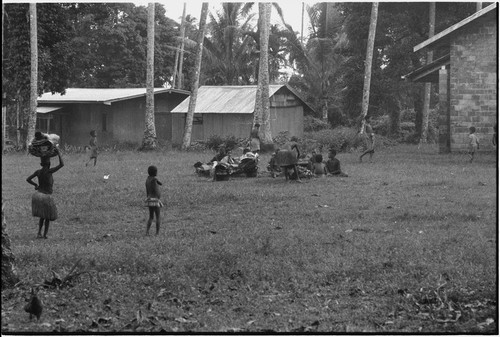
[307,148,348,177]
[195,146,259,180]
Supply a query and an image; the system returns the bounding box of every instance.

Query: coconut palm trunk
[141,2,157,150]
[420,2,435,145]
[26,3,38,149]
[181,3,208,151]
[359,2,378,134]
[253,3,273,145]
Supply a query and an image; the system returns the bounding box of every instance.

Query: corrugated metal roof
[171,85,288,114]
[38,88,190,104]
[37,106,63,114]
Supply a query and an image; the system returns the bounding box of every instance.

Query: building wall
[171,106,304,145]
[449,18,497,151]
[45,92,187,147]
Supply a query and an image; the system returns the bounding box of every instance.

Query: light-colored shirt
[469,133,479,148]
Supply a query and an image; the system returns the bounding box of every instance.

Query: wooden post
[2,94,6,153]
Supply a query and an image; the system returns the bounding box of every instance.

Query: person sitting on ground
[239,147,258,162]
[210,146,227,164]
[312,154,327,176]
[307,149,318,171]
[326,149,348,177]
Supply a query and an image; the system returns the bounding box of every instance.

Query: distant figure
[85,130,98,166]
[359,115,375,163]
[326,149,348,177]
[312,154,327,176]
[26,149,64,239]
[492,124,497,148]
[273,136,302,182]
[145,165,163,236]
[468,126,480,163]
[249,123,261,154]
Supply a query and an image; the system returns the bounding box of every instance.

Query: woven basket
[28,139,58,158]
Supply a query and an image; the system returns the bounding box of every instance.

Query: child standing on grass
[359,115,375,163]
[85,130,98,167]
[26,149,64,239]
[145,165,163,236]
[468,126,480,163]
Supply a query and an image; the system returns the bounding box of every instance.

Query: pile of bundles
[28,132,60,158]
[194,148,259,181]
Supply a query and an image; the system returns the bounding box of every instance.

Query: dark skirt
[90,146,98,158]
[274,150,298,167]
[32,192,58,220]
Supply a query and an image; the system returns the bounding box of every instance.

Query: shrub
[204,134,246,151]
[304,115,330,132]
[304,127,361,152]
[205,134,224,151]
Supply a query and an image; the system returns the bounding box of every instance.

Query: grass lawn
[1,144,497,333]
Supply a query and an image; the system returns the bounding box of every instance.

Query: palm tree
[27,3,38,149]
[141,2,157,150]
[359,2,378,133]
[181,3,209,150]
[282,4,347,121]
[253,3,273,144]
[202,3,257,85]
[420,2,435,144]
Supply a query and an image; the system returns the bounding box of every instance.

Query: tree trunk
[181,3,208,151]
[27,3,38,149]
[259,2,273,144]
[420,2,435,144]
[141,3,157,150]
[254,3,273,144]
[359,2,378,134]
[2,203,20,289]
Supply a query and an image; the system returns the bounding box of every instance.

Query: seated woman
[325,149,348,177]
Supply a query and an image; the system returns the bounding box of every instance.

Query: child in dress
[85,130,98,166]
[145,165,163,235]
[26,149,64,238]
[359,115,375,163]
[468,126,480,163]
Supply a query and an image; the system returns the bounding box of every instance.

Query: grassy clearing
[1,145,497,333]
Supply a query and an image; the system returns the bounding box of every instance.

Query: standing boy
[468,126,480,163]
[145,165,163,235]
[359,116,375,163]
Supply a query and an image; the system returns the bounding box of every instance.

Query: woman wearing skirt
[26,150,64,239]
[273,136,302,182]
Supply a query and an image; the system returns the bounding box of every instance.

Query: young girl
[468,126,480,163]
[26,149,64,239]
[85,130,98,166]
[145,165,163,235]
[359,115,375,163]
